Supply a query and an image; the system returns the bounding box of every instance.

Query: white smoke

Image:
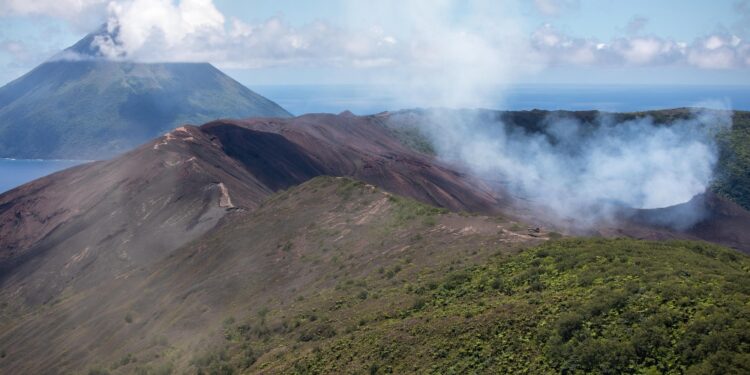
[354,1,736,229]
[82,0,540,104]
[392,105,732,228]
[92,0,225,60]
[339,0,539,108]
[35,0,739,229]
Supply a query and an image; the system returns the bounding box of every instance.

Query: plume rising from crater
[386,107,734,230]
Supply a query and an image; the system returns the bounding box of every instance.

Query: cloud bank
[0,0,108,31]
[28,0,747,74]
[533,24,750,69]
[0,0,106,19]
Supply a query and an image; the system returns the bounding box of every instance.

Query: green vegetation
[386,194,447,227]
[9,176,747,374]
[133,363,174,375]
[383,126,436,155]
[334,178,368,200]
[713,111,750,210]
[205,238,749,374]
[192,349,237,375]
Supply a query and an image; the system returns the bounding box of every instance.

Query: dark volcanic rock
[623,192,750,253]
[0,112,503,308]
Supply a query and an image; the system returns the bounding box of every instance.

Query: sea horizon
[252,83,750,116]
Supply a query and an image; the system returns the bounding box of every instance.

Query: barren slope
[0,177,542,374]
[0,112,504,319]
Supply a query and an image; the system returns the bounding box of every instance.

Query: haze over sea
[253,84,750,115]
[2,84,749,193]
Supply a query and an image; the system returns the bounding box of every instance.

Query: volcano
[0,110,748,373]
[0,26,291,159]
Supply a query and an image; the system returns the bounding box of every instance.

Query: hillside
[2,178,742,374]
[0,111,748,373]
[713,111,750,211]
[0,113,506,367]
[0,113,502,274]
[0,176,545,374]
[257,236,750,374]
[0,28,291,159]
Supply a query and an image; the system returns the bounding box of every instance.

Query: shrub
[298,323,337,342]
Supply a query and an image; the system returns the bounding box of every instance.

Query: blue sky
[0,0,748,87]
[214,0,740,41]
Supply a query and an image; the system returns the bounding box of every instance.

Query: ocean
[253,84,750,116]
[0,159,86,193]
[2,84,749,194]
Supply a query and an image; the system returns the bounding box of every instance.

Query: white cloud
[1,40,27,56]
[0,0,107,30]
[370,0,537,107]
[532,24,561,47]
[530,23,748,69]
[0,0,106,18]
[83,0,403,71]
[8,0,750,81]
[58,0,537,107]
[704,35,725,50]
[93,0,224,60]
[1,37,62,66]
[613,37,676,65]
[687,35,741,69]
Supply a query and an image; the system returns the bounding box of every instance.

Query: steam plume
[390,106,732,228]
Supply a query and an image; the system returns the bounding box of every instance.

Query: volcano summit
[0,26,290,159]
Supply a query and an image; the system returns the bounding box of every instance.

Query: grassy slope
[172,180,750,375]
[713,111,750,210]
[11,176,538,374]
[274,239,750,375]
[3,177,747,374]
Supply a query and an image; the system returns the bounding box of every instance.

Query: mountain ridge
[0,110,749,373]
[0,113,505,310]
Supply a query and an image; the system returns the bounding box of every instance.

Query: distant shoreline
[0,158,94,162]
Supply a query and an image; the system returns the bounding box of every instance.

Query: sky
[0,0,749,87]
